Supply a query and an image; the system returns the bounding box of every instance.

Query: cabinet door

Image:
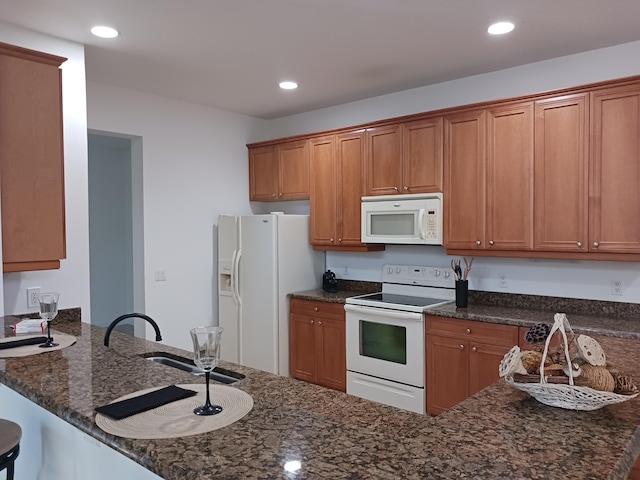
[365,124,402,195]
[289,313,318,383]
[426,335,469,415]
[590,84,640,253]
[468,341,511,396]
[277,139,310,200]
[0,46,66,271]
[309,136,337,246]
[402,117,443,193]
[486,102,534,250]
[316,316,346,392]
[443,110,486,249]
[534,94,589,252]
[249,145,278,201]
[336,131,366,246]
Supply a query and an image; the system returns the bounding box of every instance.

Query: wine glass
[38,292,59,348]
[190,326,224,416]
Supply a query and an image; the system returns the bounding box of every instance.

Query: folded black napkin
[0,336,48,350]
[95,385,198,420]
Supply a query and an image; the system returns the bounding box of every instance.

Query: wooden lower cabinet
[289,298,346,392]
[426,315,518,415]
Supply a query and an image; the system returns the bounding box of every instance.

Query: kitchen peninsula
[1,313,639,479]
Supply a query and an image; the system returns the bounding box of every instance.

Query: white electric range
[345,264,455,414]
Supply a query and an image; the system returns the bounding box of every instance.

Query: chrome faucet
[104,313,162,346]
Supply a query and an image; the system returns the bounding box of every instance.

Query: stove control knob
[434,270,441,277]
[387,267,393,274]
[444,271,450,278]
[395,267,402,274]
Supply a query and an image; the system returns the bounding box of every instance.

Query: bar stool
[0,419,21,480]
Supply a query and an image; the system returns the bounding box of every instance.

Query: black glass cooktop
[354,292,446,307]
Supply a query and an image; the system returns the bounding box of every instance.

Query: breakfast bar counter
[1,314,639,479]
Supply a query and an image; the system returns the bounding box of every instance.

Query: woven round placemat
[0,331,77,359]
[95,384,254,439]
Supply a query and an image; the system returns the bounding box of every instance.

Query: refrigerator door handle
[233,249,242,305]
[230,250,239,305]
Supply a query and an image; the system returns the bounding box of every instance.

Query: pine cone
[611,372,639,395]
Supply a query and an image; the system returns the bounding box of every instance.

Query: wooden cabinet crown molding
[0,41,67,66]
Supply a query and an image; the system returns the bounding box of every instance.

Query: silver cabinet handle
[338,238,342,243]
[475,240,481,246]
[279,192,283,197]
[272,193,276,198]
[466,328,471,334]
[593,241,599,248]
[330,238,334,243]
[318,321,322,326]
[393,186,399,191]
[403,186,409,191]
[489,240,494,246]
[459,344,465,350]
[472,346,477,353]
[314,307,318,311]
[577,241,583,248]
[310,319,314,324]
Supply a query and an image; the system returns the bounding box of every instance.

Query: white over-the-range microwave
[361,193,443,245]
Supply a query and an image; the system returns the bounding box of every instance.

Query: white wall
[1,22,91,318]
[256,40,640,304]
[87,82,265,350]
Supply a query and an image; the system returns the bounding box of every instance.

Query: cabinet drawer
[426,315,518,347]
[290,298,345,319]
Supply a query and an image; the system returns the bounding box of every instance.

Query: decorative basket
[501,313,639,411]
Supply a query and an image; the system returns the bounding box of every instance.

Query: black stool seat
[0,419,21,480]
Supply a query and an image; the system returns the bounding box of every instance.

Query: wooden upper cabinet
[249,145,278,200]
[309,136,337,246]
[364,118,443,196]
[402,116,443,193]
[365,124,402,195]
[443,109,486,250]
[486,102,534,250]
[336,131,367,247]
[445,103,534,252]
[277,139,309,200]
[590,83,640,253]
[310,131,382,251]
[0,42,67,272]
[534,94,589,252]
[248,139,309,201]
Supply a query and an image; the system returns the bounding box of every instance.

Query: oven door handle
[344,304,423,321]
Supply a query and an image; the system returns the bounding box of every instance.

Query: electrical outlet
[27,287,41,307]
[499,274,508,289]
[611,279,623,296]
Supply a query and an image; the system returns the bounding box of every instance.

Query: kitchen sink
[140,352,245,384]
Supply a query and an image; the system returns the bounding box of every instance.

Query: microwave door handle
[418,209,425,239]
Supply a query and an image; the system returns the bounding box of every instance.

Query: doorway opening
[88,131,145,338]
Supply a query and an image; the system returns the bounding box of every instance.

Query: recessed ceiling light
[488,22,515,35]
[279,81,298,90]
[91,26,119,39]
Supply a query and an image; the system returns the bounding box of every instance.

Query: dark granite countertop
[1,312,639,479]
[291,286,640,340]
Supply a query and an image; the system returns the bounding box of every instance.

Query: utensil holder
[455,280,468,308]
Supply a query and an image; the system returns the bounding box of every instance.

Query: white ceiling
[2,0,640,119]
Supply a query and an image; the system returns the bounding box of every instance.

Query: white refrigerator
[217,214,324,375]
